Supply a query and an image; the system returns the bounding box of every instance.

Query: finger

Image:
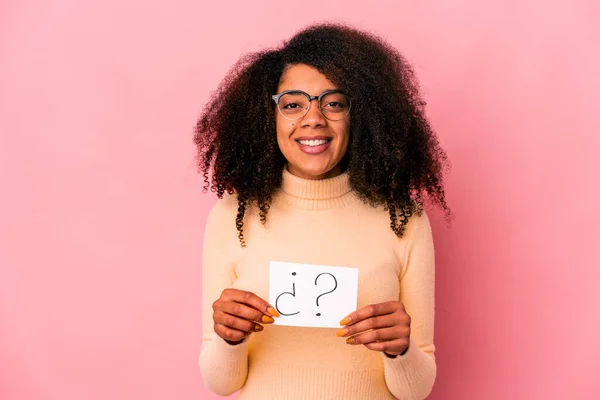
[222,289,280,317]
[336,314,400,337]
[220,301,275,324]
[340,302,403,326]
[214,311,264,334]
[363,338,409,355]
[214,323,249,342]
[344,327,407,346]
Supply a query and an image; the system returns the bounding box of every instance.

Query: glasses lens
[320,92,350,120]
[278,92,310,119]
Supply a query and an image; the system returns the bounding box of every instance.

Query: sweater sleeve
[383,211,437,400]
[198,198,250,396]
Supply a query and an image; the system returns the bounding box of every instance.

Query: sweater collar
[280,167,352,202]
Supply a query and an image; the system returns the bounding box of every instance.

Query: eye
[323,101,345,109]
[282,102,302,109]
[320,92,349,111]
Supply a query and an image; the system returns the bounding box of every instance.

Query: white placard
[269,261,359,328]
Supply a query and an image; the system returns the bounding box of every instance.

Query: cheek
[275,117,296,143]
[336,124,351,158]
[336,122,351,146]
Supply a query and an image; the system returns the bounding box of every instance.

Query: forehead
[278,64,337,94]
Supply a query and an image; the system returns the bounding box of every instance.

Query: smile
[297,139,331,147]
[295,137,332,155]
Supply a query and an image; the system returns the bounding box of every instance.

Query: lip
[295,136,332,155]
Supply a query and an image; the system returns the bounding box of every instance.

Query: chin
[289,162,341,180]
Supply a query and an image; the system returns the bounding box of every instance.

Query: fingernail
[268,307,280,317]
[346,337,355,345]
[340,317,351,326]
[336,328,348,337]
[262,315,275,323]
[254,324,264,332]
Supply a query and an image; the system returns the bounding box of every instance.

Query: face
[275,64,351,180]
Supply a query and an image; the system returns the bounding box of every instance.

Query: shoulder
[403,209,433,246]
[397,210,435,277]
[207,193,239,221]
[204,194,240,237]
[407,210,432,237]
[390,209,433,257]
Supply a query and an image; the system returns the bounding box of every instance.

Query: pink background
[1,1,598,399]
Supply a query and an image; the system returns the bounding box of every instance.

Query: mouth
[295,137,332,155]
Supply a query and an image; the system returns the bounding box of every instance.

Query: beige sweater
[199,169,437,400]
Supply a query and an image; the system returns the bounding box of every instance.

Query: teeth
[298,139,329,147]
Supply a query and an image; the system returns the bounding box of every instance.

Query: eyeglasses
[271,89,351,121]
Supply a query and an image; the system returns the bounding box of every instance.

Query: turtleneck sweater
[199,169,437,400]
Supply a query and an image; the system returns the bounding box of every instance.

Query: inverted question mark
[275,272,300,316]
[314,273,338,316]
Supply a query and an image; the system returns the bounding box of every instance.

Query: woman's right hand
[212,289,280,345]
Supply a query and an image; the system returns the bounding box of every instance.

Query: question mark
[314,273,338,316]
[275,272,300,316]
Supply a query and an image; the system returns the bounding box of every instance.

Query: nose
[301,98,327,128]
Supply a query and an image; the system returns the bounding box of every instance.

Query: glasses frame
[271,89,352,121]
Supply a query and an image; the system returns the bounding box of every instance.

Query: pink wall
[1,1,598,399]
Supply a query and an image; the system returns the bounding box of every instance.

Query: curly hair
[194,23,450,246]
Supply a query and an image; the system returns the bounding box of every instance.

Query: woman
[195,23,449,400]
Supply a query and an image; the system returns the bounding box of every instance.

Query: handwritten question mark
[314,273,338,316]
[275,272,300,316]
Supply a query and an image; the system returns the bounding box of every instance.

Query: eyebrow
[278,88,339,95]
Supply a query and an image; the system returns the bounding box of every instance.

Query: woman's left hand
[336,301,410,356]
